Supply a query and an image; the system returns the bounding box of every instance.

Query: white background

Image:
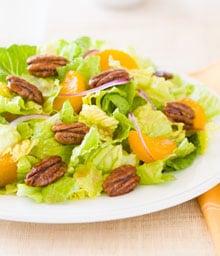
[0,0,220,72]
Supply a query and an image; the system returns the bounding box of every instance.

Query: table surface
[0,0,220,255]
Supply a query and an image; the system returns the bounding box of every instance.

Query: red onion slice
[137,89,156,110]
[59,78,130,97]
[83,49,100,58]
[128,112,154,161]
[10,114,50,126]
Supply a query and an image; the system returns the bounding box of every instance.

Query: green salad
[0,36,219,203]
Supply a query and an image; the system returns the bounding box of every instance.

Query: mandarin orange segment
[97,49,138,71]
[128,130,176,163]
[180,98,206,130]
[0,153,17,187]
[53,71,86,113]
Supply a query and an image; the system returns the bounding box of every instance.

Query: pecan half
[25,156,67,187]
[7,75,43,104]
[154,70,173,80]
[88,68,130,88]
[163,102,195,130]
[103,165,140,197]
[52,122,90,145]
[27,55,69,77]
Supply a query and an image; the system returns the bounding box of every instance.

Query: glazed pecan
[154,70,173,80]
[6,75,43,104]
[88,68,130,88]
[163,102,195,130]
[52,122,90,145]
[103,165,140,197]
[25,156,67,187]
[27,55,69,77]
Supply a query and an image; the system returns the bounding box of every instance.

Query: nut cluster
[88,68,130,88]
[7,75,44,105]
[27,55,69,77]
[52,122,90,145]
[163,101,195,130]
[25,156,67,187]
[103,165,140,197]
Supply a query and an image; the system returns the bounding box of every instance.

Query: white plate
[0,84,220,224]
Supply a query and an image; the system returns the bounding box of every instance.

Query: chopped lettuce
[30,116,73,163]
[0,95,43,115]
[164,132,204,172]
[88,81,136,115]
[112,109,133,142]
[10,139,38,162]
[73,163,103,198]
[59,100,77,123]
[57,54,100,83]
[0,44,36,82]
[41,177,76,203]
[134,71,175,109]
[133,104,173,137]
[17,155,39,181]
[17,177,76,203]
[137,160,175,185]
[68,127,101,172]
[86,143,138,173]
[17,184,43,203]
[171,75,220,119]
[0,115,7,124]
[0,124,21,155]
[79,104,119,141]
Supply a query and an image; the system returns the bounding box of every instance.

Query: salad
[0,36,219,203]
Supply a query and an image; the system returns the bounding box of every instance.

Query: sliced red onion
[128,112,154,161]
[10,114,50,126]
[83,49,100,58]
[137,89,156,110]
[59,78,131,97]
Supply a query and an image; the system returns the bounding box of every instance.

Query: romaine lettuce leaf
[143,76,175,109]
[17,177,76,203]
[57,55,100,83]
[137,160,175,184]
[0,115,7,124]
[38,36,105,61]
[171,75,220,119]
[68,127,101,172]
[0,95,43,115]
[30,116,73,163]
[86,143,138,173]
[173,138,196,158]
[90,82,136,115]
[73,163,103,198]
[79,104,118,141]
[164,151,197,172]
[0,183,17,195]
[17,155,39,181]
[41,177,76,203]
[133,104,173,137]
[10,139,38,162]
[164,133,203,172]
[17,184,42,203]
[112,109,133,142]
[0,124,21,155]
[0,45,36,82]
[59,100,77,123]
